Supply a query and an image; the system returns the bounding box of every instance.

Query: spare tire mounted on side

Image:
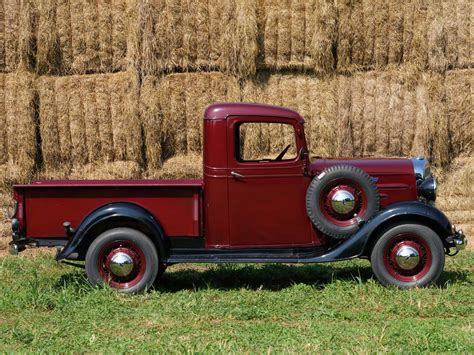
[305,165,380,239]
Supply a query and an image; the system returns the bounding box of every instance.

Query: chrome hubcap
[109,252,134,277]
[395,246,420,270]
[331,190,356,214]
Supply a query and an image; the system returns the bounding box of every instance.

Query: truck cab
[5,103,467,293]
[203,103,313,248]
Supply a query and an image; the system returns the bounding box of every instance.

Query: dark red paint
[13,103,419,250]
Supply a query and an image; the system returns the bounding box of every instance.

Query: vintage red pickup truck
[5,103,467,293]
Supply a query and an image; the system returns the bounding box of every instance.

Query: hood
[308,157,415,178]
[308,158,418,207]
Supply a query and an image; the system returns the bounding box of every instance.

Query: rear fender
[56,203,167,261]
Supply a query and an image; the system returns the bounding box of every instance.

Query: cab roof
[205,103,304,123]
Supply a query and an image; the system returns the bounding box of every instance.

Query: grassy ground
[0,251,473,353]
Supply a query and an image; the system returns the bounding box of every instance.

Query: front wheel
[370,223,445,288]
[85,227,159,294]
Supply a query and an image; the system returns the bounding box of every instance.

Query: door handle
[231,171,245,179]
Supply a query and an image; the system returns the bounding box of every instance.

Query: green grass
[0,252,473,353]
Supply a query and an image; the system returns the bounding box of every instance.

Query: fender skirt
[56,203,166,261]
[304,201,453,263]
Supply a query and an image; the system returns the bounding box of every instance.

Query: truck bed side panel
[23,186,202,238]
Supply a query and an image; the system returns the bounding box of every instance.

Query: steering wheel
[274,144,291,161]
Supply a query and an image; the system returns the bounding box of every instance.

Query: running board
[166,245,343,264]
[165,222,376,264]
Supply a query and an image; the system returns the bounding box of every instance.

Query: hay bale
[404,0,429,69]
[350,73,365,156]
[335,0,471,72]
[311,0,337,73]
[440,0,472,70]
[387,74,405,156]
[349,0,364,67]
[455,0,472,69]
[37,70,142,178]
[424,73,450,167]
[388,1,404,65]
[361,0,375,67]
[436,157,474,237]
[446,69,473,157]
[35,0,135,75]
[336,0,352,71]
[140,76,162,170]
[410,79,430,159]
[242,69,463,165]
[261,0,337,73]
[335,75,353,156]
[147,154,203,179]
[69,161,142,180]
[242,73,339,157]
[0,71,37,184]
[146,72,240,162]
[401,83,417,157]
[137,0,257,78]
[0,0,35,72]
[361,72,377,155]
[427,0,447,73]
[373,1,390,67]
[220,0,258,78]
[2,0,21,72]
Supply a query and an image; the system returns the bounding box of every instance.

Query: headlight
[2,200,17,219]
[417,176,437,203]
[411,157,437,203]
[412,157,430,181]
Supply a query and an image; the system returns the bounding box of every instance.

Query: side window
[237,122,297,162]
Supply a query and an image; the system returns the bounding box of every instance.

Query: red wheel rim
[97,240,146,289]
[319,178,368,227]
[383,233,432,282]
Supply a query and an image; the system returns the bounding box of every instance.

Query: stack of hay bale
[0,0,472,242]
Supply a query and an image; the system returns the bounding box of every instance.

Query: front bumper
[446,227,467,254]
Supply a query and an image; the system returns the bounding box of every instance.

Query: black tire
[305,165,380,238]
[370,223,445,288]
[85,227,159,294]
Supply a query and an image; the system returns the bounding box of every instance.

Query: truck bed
[15,179,203,239]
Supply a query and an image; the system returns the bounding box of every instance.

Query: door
[227,117,312,247]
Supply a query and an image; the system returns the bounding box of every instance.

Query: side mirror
[299,147,308,160]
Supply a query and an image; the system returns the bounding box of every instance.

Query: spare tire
[305,165,380,239]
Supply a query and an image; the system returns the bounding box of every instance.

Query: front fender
[308,201,453,262]
[56,203,166,261]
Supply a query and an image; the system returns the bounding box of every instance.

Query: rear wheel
[370,223,445,288]
[85,227,159,294]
